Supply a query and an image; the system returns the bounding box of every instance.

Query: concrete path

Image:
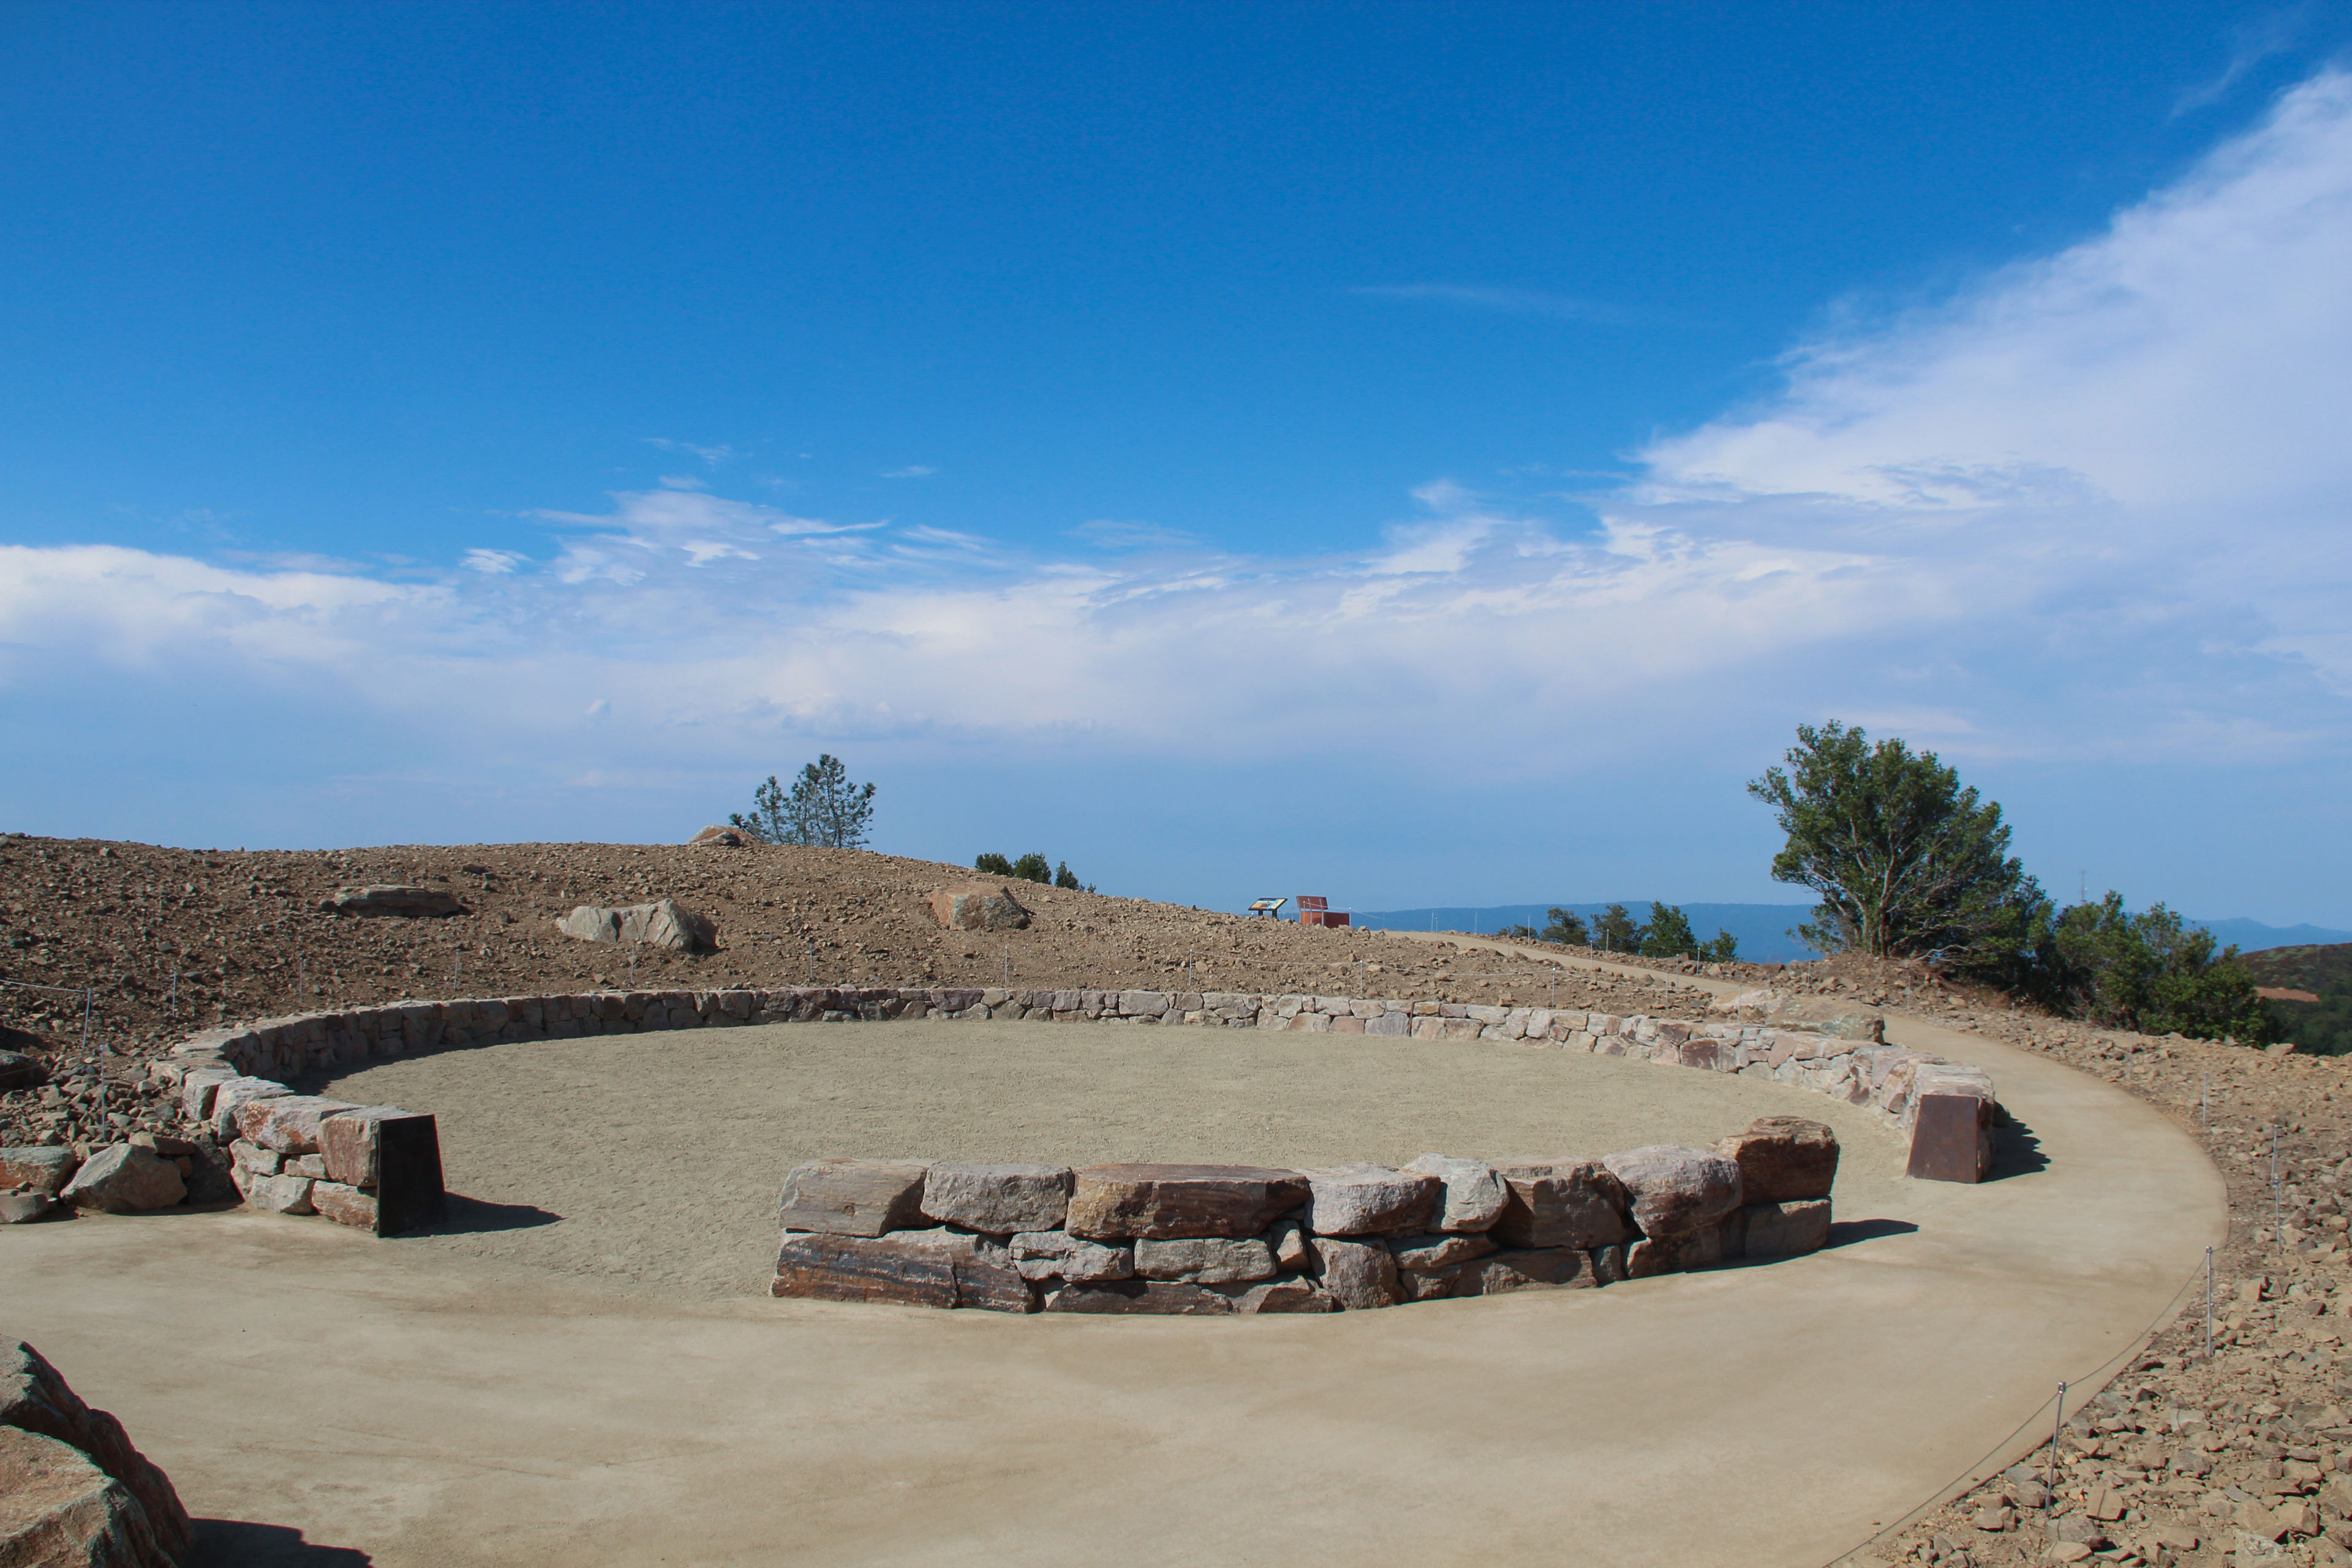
[1,992,2223,1567]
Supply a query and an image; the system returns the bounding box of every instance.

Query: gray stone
[1044,1280,1231,1314]
[555,899,717,952]
[1588,1243,1627,1284]
[1,1338,193,1562]
[1400,1153,1508,1233]
[0,1147,76,1196]
[1133,1235,1278,1284]
[777,1158,930,1237]
[1458,1248,1588,1295]
[310,1182,379,1231]
[919,1163,1072,1234]
[58,1147,183,1214]
[1299,1163,1441,1236]
[1310,1235,1401,1310]
[924,883,1033,932]
[321,884,467,918]
[1385,1232,1499,1272]
[1218,1277,1338,1313]
[1601,1145,1744,1238]
[0,1192,61,1224]
[243,1172,315,1215]
[1006,1230,1134,1283]
[1488,1158,1631,1250]
[1741,1198,1833,1257]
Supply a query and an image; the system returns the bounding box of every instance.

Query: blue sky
[4,3,2350,924]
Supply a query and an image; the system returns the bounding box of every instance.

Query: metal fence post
[2205,1246,2215,1361]
[2047,1381,2068,1492]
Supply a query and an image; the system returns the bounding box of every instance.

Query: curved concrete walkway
[1,986,2223,1567]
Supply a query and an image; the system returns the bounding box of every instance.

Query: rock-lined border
[126,983,1997,1243]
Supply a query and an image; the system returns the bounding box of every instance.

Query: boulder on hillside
[320,884,468,918]
[688,824,750,847]
[1,1339,193,1564]
[925,883,1032,932]
[0,1049,45,1092]
[58,1147,184,1214]
[555,899,718,953]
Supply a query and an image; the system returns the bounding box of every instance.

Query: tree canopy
[2048,894,2273,1042]
[731,754,876,849]
[1747,721,2042,967]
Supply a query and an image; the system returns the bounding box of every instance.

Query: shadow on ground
[1822,1217,1921,1250]
[194,1520,372,1566]
[402,1193,563,1235]
[1985,1115,2049,1183]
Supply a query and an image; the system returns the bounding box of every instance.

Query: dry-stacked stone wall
[141,981,1999,1254]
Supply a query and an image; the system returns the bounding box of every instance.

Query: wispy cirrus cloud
[2174,5,2313,116]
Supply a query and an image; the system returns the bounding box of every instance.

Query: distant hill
[2239,944,2352,1057]
[2187,919,2352,954]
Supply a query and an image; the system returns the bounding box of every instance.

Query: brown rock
[233,1095,365,1155]
[309,1182,379,1232]
[243,1172,315,1215]
[1400,1153,1508,1232]
[317,1107,411,1186]
[1600,1145,1743,1238]
[777,1158,930,1237]
[1908,1090,1995,1183]
[1396,1267,1465,1302]
[919,1163,1072,1234]
[0,1147,76,1196]
[1458,1248,1588,1295]
[58,1147,184,1214]
[1,1340,192,1562]
[206,1076,292,1138]
[0,1192,62,1224]
[1006,1230,1134,1283]
[0,1427,170,1568]
[688,824,749,846]
[1045,1280,1231,1314]
[1488,1159,1631,1250]
[1310,1235,1401,1310]
[1385,1232,1499,1272]
[1741,1199,1833,1257]
[925,883,1033,932]
[1218,1277,1338,1313]
[1588,1243,1627,1284]
[1269,1216,1313,1272]
[772,1231,1036,1312]
[1714,1117,1840,1204]
[1065,1164,1309,1240]
[1133,1235,1278,1284]
[1299,1163,1441,1236]
[321,883,467,918]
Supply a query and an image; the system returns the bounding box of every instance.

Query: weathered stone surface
[919,1163,1072,1234]
[1589,1243,1627,1284]
[1714,1116,1840,1204]
[1065,1164,1309,1240]
[58,1147,183,1214]
[1299,1163,1441,1237]
[309,1182,379,1231]
[1907,1091,1995,1183]
[1488,1159,1631,1250]
[0,1427,169,1568]
[773,1231,1036,1311]
[1,1147,76,1196]
[232,1095,364,1155]
[1,1340,192,1563]
[244,1172,315,1215]
[688,824,750,846]
[1310,1235,1401,1310]
[1741,1198,1833,1258]
[1044,1280,1231,1314]
[321,883,468,918]
[206,1076,292,1138]
[317,1107,406,1186]
[1601,1145,1743,1238]
[1269,1215,1313,1272]
[1400,1153,1507,1233]
[1385,1232,1499,1272]
[1006,1230,1133,1283]
[1133,1235,1278,1284]
[924,883,1032,932]
[0,1049,43,1092]
[1459,1248,1588,1295]
[555,899,717,952]
[1218,1277,1338,1313]
[0,1192,62,1224]
[777,1158,930,1237]
[1396,1267,1466,1302]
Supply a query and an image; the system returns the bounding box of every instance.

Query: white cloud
[462,549,526,575]
[880,465,935,480]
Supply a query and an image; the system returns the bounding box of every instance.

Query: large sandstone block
[1046,1281,1232,1314]
[925,883,1032,931]
[1,1339,192,1564]
[1489,1159,1630,1250]
[232,1095,365,1155]
[1310,1236,1400,1310]
[1740,1199,1832,1258]
[1299,1164,1441,1236]
[1066,1164,1309,1240]
[1006,1230,1134,1283]
[317,1107,407,1186]
[0,1147,75,1196]
[1399,1153,1509,1233]
[1714,1117,1839,1204]
[773,1231,1036,1312]
[59,1147,184,1214]
[1133,1236,1278,1284]
[1907,1091,1996,1183]
[920,1163,1072,1234]
[1601,1145,1743,1238]
[206,1076,293,1138]
[778,1158,930,1237]
[1459,1248,1588,1295]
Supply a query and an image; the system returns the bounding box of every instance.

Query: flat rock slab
[1219,1278,1338,1313]
[310,1183,379,1232]
[1716,1117,1839,1204]
[1045,1281,1231,1315]
[1386,1233,1499,1272]
[1459,1248,1588,1295]
[920,1163,1072,1234]
[1299,1164,1441,1236]
[773,1232,1035,1313]
[778,1159,930,1237]
[1602,1145,1743,1238]
[1006,1231,1134,1283]
[321,884,468,918]
[1488,1159,1630,1250]
[1133,1236,1278,1284]
[233,1095,366,1155]
[1066,1164,1310,1240]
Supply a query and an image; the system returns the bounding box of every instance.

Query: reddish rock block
[1741,1199,1832,1258]
[232,1095,365,1155]
[1065,1164,1310,1240]
[309,1182,379,1232]
[1907,1092,1995,1183]
[1458,1248,1588,1295]
[772,1231,1036,1312]
[1044,1280,1232,1314]
[777,1158,931,1237]
[1488,1159,1631,1250]
[1310,1235,1401,1310]
[318,1107,410,1186]
[1600,1145,1743,1238]
[1714,1117,1840,1204]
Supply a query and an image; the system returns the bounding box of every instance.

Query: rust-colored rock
[310,1182,380,1232]
[1065,1163,1309,1240]
[1310,1235,1400,1310]
[1600,1145,1743,1238]
[772,1231,1035,1311]
[1740,1198,1833,1258]
[0,1147,77,1196]
[1714,1117,1839,1204]
[919,1163,1071,1234]
[777,1158,930,1237]
[1488,1158,1630,1250]
[318,1107,409,1186]
[233,1095,366,1155]
[1907,1091,1995,1183]
[925,883,1032,932]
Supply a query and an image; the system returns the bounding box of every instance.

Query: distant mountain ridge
[1349,904,2351,965]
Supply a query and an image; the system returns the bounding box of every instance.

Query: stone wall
[142,981,2000,1245]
